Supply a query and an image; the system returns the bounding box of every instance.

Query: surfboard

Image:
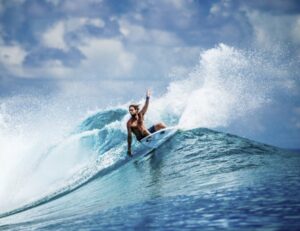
[140,127,178,149]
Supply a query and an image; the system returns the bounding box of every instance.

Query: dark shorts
[148,125,156,134]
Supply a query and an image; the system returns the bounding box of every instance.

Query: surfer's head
[129,104,139,116]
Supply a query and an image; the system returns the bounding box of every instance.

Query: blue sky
[0,0,299,148]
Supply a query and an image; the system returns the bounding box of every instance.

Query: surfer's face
[129,106,137,116]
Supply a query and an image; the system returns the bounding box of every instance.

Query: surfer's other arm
[127,121,132,156]
[140,89,151,115]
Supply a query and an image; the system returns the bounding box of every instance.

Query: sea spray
[148,44,274,130]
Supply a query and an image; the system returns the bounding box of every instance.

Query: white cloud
[0,14,135,80]
[29,60,73,78]
[210,4,221,15]
[42,21,67,51]
[119,19,182,46]
[116,18,201,81]
[41,17,105,51]
[0,43,27,76]
[65,17,105,31]
[77,38,136,77]
[163,0,190,9]
[33,32,198,83]
[0,35,135,80]
[57,0,103,13]
[88,18,105,28]
[209,0,231,18]
[246,10,300,52]
[22,37,136,79]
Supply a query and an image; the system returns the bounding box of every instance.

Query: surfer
[127,89,166,156]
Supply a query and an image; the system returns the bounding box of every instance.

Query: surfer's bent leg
[154,123,166,132]
[147,123,166,134]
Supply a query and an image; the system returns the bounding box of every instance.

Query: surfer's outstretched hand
[146,89,151,98]
[127,150,132,157]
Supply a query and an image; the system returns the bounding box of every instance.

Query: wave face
[0,108,300,230]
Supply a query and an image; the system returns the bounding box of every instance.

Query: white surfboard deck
[140,127,178,149]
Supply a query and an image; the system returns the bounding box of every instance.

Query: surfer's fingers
[147,89,152,96]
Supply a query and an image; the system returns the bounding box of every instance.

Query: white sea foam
[0,96,88,213]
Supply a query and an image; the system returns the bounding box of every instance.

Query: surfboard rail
[140,127,178,149]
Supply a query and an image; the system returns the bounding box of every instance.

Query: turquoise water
[0,109,300,230]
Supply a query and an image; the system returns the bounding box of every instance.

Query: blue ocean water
[0,108,300,230]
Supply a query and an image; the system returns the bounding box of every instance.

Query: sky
[0,0,299,148]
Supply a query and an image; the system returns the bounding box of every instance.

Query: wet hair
[129,104,140,111]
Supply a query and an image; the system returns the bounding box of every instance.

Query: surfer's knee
[158,122,166,128]
[155,123,166,130]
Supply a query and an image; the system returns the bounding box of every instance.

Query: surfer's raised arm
[127,121,132,156]
[140,89,151,115]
